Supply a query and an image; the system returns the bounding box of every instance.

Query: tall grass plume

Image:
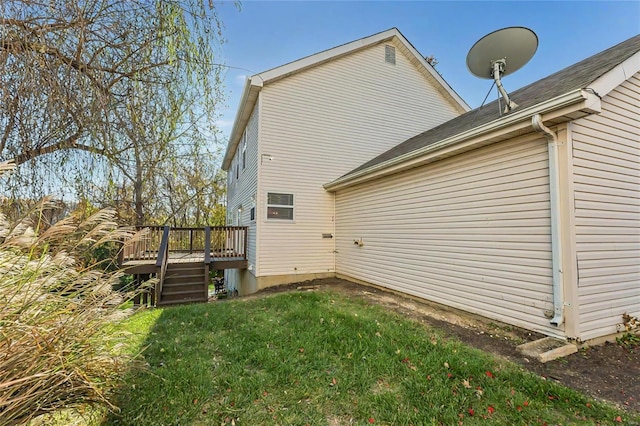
[0,162,144,424]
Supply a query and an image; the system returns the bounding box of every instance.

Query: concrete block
[517,337,578,363]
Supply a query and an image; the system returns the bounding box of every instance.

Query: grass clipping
[0,192,140,423]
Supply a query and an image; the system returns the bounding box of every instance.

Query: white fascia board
[589,50,640,98]
[256,28,400,84]
[222,77,261,171]
[324,89,601,191]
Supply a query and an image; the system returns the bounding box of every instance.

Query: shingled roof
[340,34,640,179]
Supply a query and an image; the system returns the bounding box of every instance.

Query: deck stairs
[157,262,208,306]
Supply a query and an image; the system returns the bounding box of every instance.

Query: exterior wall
[572,72,640,341]
[257,40,461,280]
[255,272,334,293]
[227,268,258,296]
[335,135,564,337]
[225,102,259,292]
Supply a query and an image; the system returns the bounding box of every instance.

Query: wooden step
[162,288,203,297]
[163,282,203,293]
[165,270,204,279]
[157,297,206,306]
[161,288,206,303]
[166,262,203,270]
[164,274,205,285]
[166,264,203,271]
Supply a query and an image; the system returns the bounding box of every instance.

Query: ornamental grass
[0,161,147,425]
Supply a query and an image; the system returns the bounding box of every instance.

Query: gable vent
[384,45,396,65]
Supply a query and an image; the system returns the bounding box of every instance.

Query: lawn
[107,290,633,425]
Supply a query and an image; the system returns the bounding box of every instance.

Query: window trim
[266,192,295,222]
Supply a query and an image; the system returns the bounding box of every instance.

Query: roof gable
[332,34,640,184]
[222,28,470,170]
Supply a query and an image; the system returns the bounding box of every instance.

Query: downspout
[532,114,564,326]
[333,192,336,274]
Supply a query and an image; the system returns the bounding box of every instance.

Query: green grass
[107,291,635,425]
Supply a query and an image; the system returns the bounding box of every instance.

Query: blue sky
[214,1,640,138]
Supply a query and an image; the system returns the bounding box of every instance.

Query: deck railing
[121,226,248,263]
[210,226,248,259]
[120,226,164,262]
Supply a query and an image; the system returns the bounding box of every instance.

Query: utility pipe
[532,114,564,326]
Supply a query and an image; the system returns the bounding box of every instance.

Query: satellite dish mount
[491,58,517,111]
[467,27,538,114]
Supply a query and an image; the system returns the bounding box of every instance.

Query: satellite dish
[466,27,538,113]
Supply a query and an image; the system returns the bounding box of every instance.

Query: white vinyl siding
[572,72,640,341]
[335,135,561,337]
[225,104,259,290]
[258,41,461,277]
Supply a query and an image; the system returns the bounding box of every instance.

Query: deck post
[243,227,248,259]
[117,239,124,267]
[155,226,170,305]
[204,227,211,301]
[132,275,140,307]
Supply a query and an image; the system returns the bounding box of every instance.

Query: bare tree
[87,82,226,226]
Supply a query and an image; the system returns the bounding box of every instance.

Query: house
[222,28,469,293]
[223,29,640,344]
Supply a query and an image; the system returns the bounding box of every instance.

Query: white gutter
[325,88,599,191]
[532,114,564,327]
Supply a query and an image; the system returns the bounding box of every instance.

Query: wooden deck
[121,252,247,274]
[119,226,248,306]
[119,225,248,273]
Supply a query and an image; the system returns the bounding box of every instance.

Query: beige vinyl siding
[572,72,640,341]
[225,104,259,290]
[335,135,562,337]
[258,41,461,277]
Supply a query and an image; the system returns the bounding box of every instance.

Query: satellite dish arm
[492,60,517,113]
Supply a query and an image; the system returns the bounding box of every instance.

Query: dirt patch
[247,277,640,413]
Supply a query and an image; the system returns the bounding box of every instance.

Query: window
[242,132,247,170]
[250,193,256,222]
[267,192,294,220]
[385,45,396,65]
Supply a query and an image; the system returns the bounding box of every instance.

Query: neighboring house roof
[326,33,640,190]
[222,27,471,171]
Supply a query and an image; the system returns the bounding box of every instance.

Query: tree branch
[12,133,106,165]
[1,39,108,93]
